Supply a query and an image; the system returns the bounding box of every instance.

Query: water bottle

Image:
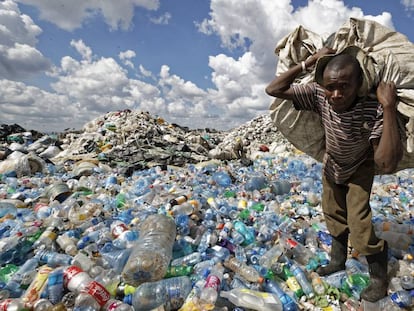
[212,171,232,187]
[363,289,414,310]
[310,272,326,296]
[32,226,58,249]
[321,270,347,289]
[171,252,202,267]
[223,257,264,284]
[35,249,73,268]
[259,243,285,269]
[56,234,78,256]
[122,214,176,286]
[199,263,225,306]
[262,279,298,311]
[233,221,255,246]
[47,267,65,304]
[123,276,192,311]
[63,265,92,293]
[220,287,283,311]
[289,262,314,298]
[100,248,132,274]
[6,257,39,297]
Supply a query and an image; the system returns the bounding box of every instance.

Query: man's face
[321,64,360,113]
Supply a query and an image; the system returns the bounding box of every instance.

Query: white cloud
[119,50,136,69]
[0,0,50,79]
[15,0,160,31]
[402,0,414,11]
[150,12,172,25]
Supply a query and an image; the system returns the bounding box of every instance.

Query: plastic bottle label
[286,276,302,292]
[63,265,83,287]
[82,281,111,306]
[204,275,221,291]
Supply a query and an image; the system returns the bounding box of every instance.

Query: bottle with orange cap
[223,256,264,284]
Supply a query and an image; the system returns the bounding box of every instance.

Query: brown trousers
[322,159,385,255]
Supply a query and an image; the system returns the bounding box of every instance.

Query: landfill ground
[0,109,413,310]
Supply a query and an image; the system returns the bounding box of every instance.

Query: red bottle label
[63,265,83,287]
[204,275,221,291]
[83,281,111,306]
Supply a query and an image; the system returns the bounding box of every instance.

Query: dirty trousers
[321,159,385,255]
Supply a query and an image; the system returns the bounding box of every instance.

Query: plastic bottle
[122,214,176,286]
[0,299,28,311]
[22,265,53,306]
[63,265,93,293]
[233,220,255,246]
[101,248,132,274]
[35,249,73,268]
[171,252,202,267]
[259,243,285,269]
[47,267,65,304]
[279,235,314,266]
[340,273,369,300]
[310,272,326,296]
[169,193,192,207]
[289,262,314,298]
[56,234,78,256]
[363,289,414,310]
[199,263,225,306]
[6,257,39,296]
[32,226,58,249]
[220,287,282,311]
[401,275,414,290]
[275,263,304,299]
[212,171,232,187]
[223,257,264,284]
[73,280,111,310]
[262,279,298,311]
[102,299,133,311]
[123,276,192,311]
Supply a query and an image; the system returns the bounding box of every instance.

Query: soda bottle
[220,287,283,311]
[63,265,92,293]
[310,272,326,296]
[123,276,192,311]
[122,214,176,286]
[0,299,28,311]
[73,280,111,310]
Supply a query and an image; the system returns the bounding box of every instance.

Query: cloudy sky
[1,0,414,132]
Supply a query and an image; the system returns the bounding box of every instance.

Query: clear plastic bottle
[32,226,58,249]
[223,257,264,284]
[258,242,285,269]
[122,214,176,286]
[35,249,73,268]
[220,287,283,311]
[199,263,225,306]
[310,272,326,296]
[0,298,28,311]
[47,267,65,304]
[123,275,192,311]
[102,299,133,311]
[73,280,111,310]
[63,265,93,293]
[56,234,78,256]
[100,248,132,274]
[363,289,414,310]
[289,262,314,298]
[262,279,298,311]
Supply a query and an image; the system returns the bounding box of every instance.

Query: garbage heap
[0,109,412,311]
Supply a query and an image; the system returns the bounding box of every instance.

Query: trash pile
[0,109,413,310]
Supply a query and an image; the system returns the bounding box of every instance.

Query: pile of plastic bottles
[0,153,413,311]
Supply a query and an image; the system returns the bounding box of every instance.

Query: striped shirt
[292,82,383,184]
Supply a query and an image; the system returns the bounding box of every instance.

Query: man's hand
[376,81,397,110]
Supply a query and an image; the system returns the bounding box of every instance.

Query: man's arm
[265,47,336,100]
[373,81,403,173]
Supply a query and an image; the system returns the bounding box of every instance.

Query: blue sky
[1,0,414,132]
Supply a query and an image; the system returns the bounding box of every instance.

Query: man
[265,46,403,302]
